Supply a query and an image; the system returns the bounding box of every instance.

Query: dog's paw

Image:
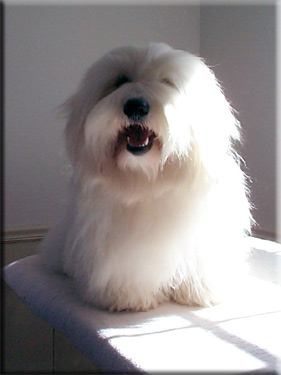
[97,288,166,312]
[171,281,218,308]
[102,296,160,312]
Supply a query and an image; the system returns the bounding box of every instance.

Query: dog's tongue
[126,125,151,147]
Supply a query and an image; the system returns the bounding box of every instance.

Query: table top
[3,240,281,373]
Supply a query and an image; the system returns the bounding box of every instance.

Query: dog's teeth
[127,137,149,148]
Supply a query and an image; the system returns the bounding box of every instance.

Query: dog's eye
[161,78,176,89]
[115,76,131,89]
[101,76,131,100]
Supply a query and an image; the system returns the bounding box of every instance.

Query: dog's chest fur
[62,182,200,295]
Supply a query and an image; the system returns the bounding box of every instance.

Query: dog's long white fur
[41,43,252,311]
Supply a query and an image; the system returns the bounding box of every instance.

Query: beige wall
[200,5,276,236]
[4,4,200,232]
[5,4,277,237]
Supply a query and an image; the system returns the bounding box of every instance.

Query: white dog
[41,43,252,311]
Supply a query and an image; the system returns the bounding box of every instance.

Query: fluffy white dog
[41,43,252,311]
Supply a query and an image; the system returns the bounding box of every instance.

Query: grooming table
[3,238,281,373]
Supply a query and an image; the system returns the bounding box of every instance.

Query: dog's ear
[62,89,89,168]
[61,64,103,168]
[188,60,242,177]
[62,51,124,168]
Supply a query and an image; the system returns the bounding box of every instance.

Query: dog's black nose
[123,98,149,121]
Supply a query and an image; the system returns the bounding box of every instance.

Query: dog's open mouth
[123,124,156,156]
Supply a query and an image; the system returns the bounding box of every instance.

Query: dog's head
[64,43,240,202]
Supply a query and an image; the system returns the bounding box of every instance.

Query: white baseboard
[252,227,277,241]
[2,226,277,244]
[3,227,49,244]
